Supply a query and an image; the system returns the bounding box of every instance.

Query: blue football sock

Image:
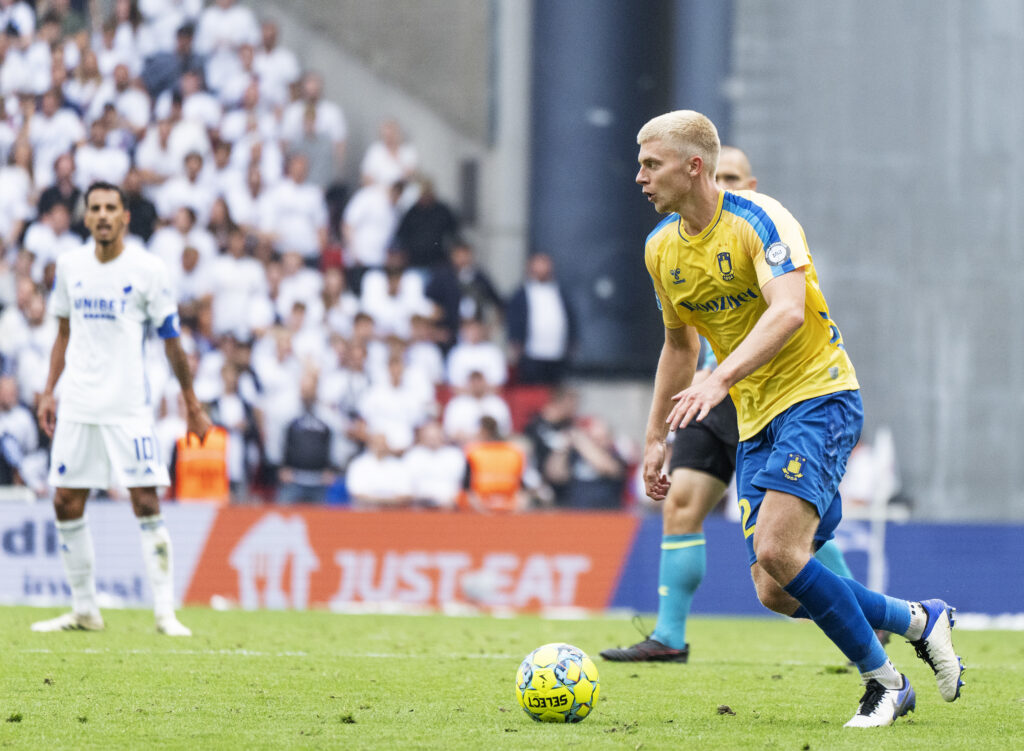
[813,539,853,578]
[650,533,705,650]
[783,557,888,673]
[840,577,912,636]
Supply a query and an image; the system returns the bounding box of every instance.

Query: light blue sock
[783,557,888,672]
[814,539,853,578]
[650,533,705,649]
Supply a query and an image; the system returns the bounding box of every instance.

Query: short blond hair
[637,110,720,177]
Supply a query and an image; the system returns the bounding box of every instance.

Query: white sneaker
[156,615,192,637]
[31,611,105,632]
[909,599,965,701]
[844,675,916,728]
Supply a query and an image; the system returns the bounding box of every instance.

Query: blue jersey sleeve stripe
[649,275,663,311]
[770,259,797,277]
[645,213,679,246]
[723,193,781,248]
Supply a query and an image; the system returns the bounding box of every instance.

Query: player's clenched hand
[186,403,213,441]
[667,374,730,432]
[642,440,670,501]
[37,393,57,438]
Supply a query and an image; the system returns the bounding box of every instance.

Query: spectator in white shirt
[341,180,402,279]
[442,370,513,445]
[166,98,212,163]
[345,430,414,509]
[280,72,347,173]
[359,251,430,340]
[26,87,84,189]
[445,317,508,390]
[87,62,151,138]
[320,265,360,338]
[194,0,259,56]
[23,201,79,283]
[62,47,102,114]
[23,11,61,95]
[156,150,216,225]
[0,0,34,42]
[0,373,46,494]
[318,335,371,421]
[406,313,446,386]
[208,227,267,338]
[252,326,303,469]
[0,137,33,251]
[110,0,143,68]
[134,116,179,190]
[148,205,216,270]
[155,68,221,131]
[361,118,418,189]
[172,244,213,327]
[224,160,267,233]
[93,18,137,79]
[138,0,202,58]
[219,77,277,144]
[0,32,31,97]
[227,131,282,190]
[73,119,130,190]
[11,286,56,407]
[259,153,326,262]
[403,419,466,509]
[253,19,299,109]
[208,137,243,197]
[357,352,436,453]
[276,249,324,321]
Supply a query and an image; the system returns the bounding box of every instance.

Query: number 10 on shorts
[133,436,155,461]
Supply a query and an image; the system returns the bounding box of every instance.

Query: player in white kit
[32,182,211,636]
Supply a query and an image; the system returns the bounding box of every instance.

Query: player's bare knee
[53,489,87,521]
[129,487,161,517]
[751,568,793,614]
[752,535,793,583]
[757,585,796,615]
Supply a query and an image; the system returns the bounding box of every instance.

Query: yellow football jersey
[645,189,858,440]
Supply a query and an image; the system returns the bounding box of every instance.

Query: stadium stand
[0,0,632,510]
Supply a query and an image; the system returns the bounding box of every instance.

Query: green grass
[1,607,1021,750]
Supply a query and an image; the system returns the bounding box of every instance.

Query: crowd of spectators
[0,0,635,511]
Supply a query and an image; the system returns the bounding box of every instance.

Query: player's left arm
[667,269,805,431]
[164,334,212,441]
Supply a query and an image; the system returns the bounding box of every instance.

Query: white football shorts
[48,419,171,489]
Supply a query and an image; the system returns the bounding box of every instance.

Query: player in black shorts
[601,147,860,662]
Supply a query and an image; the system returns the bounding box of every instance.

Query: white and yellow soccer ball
[515,642,600,723]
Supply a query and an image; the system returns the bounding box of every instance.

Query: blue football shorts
[734,389,863,566]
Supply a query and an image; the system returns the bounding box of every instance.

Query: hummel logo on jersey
[74,281,82,288]
[58,463,66,474]
[670,268,686,284]
[123,285,132,294]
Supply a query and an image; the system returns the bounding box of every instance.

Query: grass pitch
[1,607,1020,750]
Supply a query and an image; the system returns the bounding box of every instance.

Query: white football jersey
[49,241,179,424]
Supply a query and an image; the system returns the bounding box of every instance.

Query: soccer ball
[515,642,600,723]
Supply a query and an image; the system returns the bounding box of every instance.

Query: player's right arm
[37,317,70,438]
[642,324,700,501]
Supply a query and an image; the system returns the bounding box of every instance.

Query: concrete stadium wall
[729,0,1024,520]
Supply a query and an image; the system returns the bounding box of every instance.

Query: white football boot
[844,674,915,728]
[909,599,965,701]
[31,611,105,632]
[156,614,192,637]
